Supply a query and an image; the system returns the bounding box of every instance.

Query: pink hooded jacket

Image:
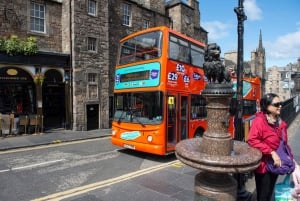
[247,111,292,173]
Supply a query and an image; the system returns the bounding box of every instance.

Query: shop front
[0,52,70,135]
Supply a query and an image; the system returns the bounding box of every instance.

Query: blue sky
[199,0,300,68]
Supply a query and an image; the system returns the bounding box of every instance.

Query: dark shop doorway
[87,104,99,130]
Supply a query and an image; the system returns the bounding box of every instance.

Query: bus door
[179,95,188,140]
[166,93,177,151]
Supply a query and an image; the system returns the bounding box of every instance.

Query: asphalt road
[1,113,299,201]
[0,137,176,201]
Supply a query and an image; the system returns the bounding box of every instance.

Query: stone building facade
[224,30,300,101]
[265,61,300,100]
[0,0,70,134]
[224,30,266,96]
[0,0,64,52]
[66,0,110,130]
[0,0,207,132]
[250,30,266,94]
[265,66,284,98]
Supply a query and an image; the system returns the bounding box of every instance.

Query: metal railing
[281,96,299,126]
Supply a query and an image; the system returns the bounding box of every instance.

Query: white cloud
[244,0,262,21]
[202,21,231,41]
[266,30,300,59]
[265,30,300,67]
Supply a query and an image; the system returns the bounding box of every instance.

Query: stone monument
[175,43,262,201]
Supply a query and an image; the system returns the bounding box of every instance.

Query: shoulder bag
[266,129,295,175]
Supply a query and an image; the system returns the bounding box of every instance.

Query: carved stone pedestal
[194,172,237,201]
[175,83,262,201]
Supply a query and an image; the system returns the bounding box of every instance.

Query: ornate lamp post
[234,0,249,200]
[234,0,246,141]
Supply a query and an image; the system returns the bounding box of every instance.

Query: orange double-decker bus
[111,26,207,155]
[228,75,261,138]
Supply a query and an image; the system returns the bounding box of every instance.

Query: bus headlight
[147,135,153,142]
[112,130,117,136]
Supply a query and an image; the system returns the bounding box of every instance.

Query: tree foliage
[0,35,38,56]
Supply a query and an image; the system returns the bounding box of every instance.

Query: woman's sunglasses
[270,102,282,108]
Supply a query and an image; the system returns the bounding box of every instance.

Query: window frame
[87,73,98,99]
[88,0,97,16]
[142,19,150,29]
[88,73,97,83]
[122,3,132,27]
[87,37,97,52]
[30,2,46,33]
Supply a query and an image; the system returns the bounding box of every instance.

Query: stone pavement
[0,113,300,201]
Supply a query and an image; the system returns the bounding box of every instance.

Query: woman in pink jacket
[248,93,294,201]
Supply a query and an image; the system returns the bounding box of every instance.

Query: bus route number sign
[168,72,178,81]
[176,64,185,72]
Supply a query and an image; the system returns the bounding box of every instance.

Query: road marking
[32,160,179,201]
[172,161,184,168]
[0,159,66,173]
[12,159,66,170]
[0,169,9,173]
[52,140,62,144]
[0,137,110,155]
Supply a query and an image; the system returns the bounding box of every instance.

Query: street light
[234,0,249,200]
[234,0,246,141]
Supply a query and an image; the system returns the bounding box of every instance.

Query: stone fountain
[175,43,262,201]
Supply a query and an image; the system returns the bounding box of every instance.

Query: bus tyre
[194,128,204,138]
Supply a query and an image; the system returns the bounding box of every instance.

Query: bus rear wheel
[194,128,204,138]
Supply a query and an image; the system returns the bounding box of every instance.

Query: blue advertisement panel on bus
[114,62,160,89]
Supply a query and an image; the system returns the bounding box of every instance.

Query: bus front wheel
[194,128,204,138]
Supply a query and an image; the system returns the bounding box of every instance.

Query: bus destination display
[120,70,150,82]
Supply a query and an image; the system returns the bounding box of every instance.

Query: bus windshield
[119,31,162,65]
[114,91,163,125]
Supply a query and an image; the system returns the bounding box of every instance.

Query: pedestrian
[247,93,299,201]
[292,164,300,200]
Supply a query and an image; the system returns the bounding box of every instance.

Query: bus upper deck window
[118,31,162,65]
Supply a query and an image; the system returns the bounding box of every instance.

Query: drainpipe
[69,0,73,130]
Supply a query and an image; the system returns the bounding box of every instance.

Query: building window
[88,73,97,83]
[122,3,131,26]
[88,73,98,99]
[30,2,45,33]
[88,0,97,16]
[87,37,97,52]
[142,19,150,29]
[88,84,98,99]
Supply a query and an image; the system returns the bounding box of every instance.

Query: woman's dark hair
[260,93,279,114]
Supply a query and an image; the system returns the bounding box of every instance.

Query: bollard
[35,115,38,134]
[9,113,14,135]
[244,121,250,142]
[25,115,28,134]
[40,115,44,134]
